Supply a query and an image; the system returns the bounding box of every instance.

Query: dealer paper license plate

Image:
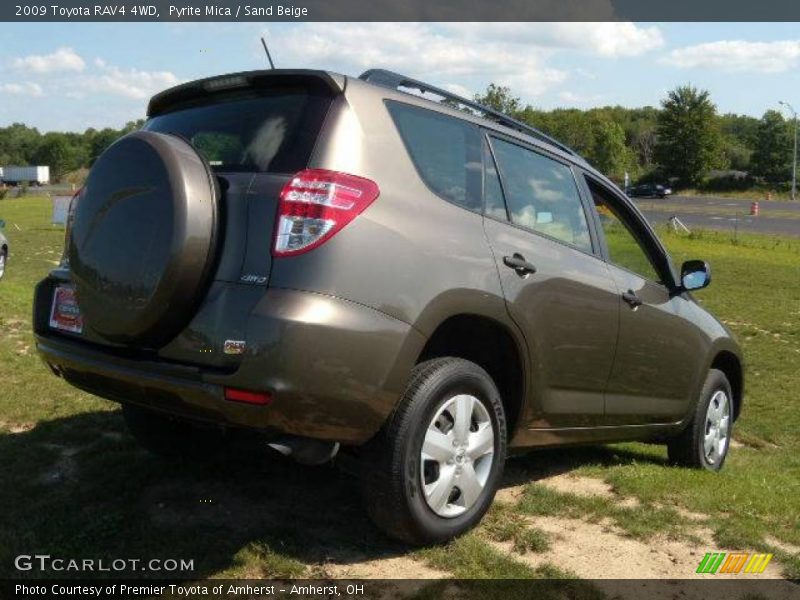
[49,285,84,334]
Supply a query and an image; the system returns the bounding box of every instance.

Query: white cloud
[443,22,664,57]
[8,48,177,101]
[264,22,662,105]
[269,23,575,99]
[442,83,474,99]
[12,47,85,73]
[0,81,44,97]
[81,63,180,99]
[558,90,605,105]
[663,40,800,73]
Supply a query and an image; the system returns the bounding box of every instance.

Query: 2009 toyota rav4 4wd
[34,68,743,544]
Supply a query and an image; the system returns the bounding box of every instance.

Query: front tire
[667,369,733,471]
[361,357,507,545]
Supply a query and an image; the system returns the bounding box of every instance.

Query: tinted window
[144,91,332,173]
[586,178,661,282]
[388,102,482,212]
[490,138,592,252]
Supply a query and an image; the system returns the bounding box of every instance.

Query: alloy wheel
[704,390,730,465]
[420,394,495,518]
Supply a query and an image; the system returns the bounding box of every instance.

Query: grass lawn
[0,196,798,581]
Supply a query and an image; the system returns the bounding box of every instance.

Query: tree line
[476,84,795,190]
[0,120,144,182]
[0,84,794,191]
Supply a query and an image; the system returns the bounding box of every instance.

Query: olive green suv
[34,69,743,544]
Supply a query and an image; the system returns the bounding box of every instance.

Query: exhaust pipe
[268,436,340,466]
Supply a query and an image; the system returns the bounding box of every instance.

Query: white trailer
[1,165,50,186]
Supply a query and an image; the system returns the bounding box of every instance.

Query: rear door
[580,173,706,423]
[482,135,619,428]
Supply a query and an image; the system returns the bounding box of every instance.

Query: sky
[1,22,799,132]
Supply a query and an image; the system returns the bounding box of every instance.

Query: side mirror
[681,260,711,291]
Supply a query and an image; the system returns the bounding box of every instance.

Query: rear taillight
[273,169,379,257]
[61,187,83,267]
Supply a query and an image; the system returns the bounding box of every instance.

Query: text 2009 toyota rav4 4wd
[34,69,743,544]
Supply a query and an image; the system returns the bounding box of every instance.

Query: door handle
[622,289,643,309]
[503,253,537,277]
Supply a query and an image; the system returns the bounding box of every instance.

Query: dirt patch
[669,505,710,523]
[324,555,447,579]
[0,421,35,434]
[493,471,793,592]
[539,473,615,498]
[495,514,789,586]
[495,483,526,504]
[765,536,800,557]
[538,473,640,508]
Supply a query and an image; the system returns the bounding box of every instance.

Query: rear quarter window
[143,90,332,174]
[387,101,482,212]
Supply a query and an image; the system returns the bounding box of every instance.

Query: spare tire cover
[69,131,218,347]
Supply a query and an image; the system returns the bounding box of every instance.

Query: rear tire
[667,369,733,471]
[122,404,226,460]
[0,249,6,280]
[361,357,506,545]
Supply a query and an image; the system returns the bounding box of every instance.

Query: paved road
[633,195,800,237]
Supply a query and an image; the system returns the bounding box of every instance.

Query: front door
[581,175,707,424]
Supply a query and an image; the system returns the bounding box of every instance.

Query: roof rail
[359,69,579,158]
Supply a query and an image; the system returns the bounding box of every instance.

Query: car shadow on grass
[0,410,666,580]
[501,444,669,491]
[0,409,405,579]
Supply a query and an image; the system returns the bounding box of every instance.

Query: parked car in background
[629,183,672,199]
[34,68,742,545]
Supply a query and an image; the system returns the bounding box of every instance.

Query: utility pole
[779,101,797,201]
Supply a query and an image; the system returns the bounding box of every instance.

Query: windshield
[143,90,332,173]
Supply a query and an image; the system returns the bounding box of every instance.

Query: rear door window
[489,137,592,253]
[387,101,483,212]
[144,90,332,173]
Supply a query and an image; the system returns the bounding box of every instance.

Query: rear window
[143,90,332,173]
[387,101,482,212]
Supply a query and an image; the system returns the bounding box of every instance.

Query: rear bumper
[34,286,425,445]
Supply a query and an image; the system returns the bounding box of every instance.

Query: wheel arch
[415,312,528,441]
[710,350,744,422]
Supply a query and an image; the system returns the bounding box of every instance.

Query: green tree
[88,128,123,162]
[719,113,759,147]
[0,123,41,165]
[751,110,792,183]
[589,117,634,181]
[32,133,85,180]
[474,84,521,115]
[655,85,724,186]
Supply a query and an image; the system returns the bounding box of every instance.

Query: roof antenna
[260,36,275,69]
